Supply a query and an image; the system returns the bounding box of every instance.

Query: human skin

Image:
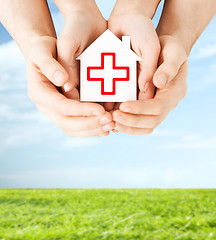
[53,0,107,93]
[0,0,55,58]
[53,0,115,133]
[1,0,215,137]
[0,0,68,86]
[0,0,113,137]
[112,0,216,135]
[108,0,161,110]
[27,37,114,137]
[154,0,216,89]
[113,35,188,135]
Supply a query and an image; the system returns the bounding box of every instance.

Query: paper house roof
[77,29,142,62]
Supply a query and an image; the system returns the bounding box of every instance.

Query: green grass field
[0,189,216,240]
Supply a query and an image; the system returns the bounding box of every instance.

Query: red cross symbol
[87,52,130,95]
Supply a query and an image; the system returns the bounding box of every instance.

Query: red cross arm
[87,53,130,95]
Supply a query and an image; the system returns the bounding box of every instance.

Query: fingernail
[115,125,119,131]
[143,81,150,92]
[53,71,66,85]
[113,116,124,123]
[112,129,119,133]
[157,73,167,87]
[102,124,113,132]
[115,124,122,131]
[63,82,70,92]
[100,117,111,125]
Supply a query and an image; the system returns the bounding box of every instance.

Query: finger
[57,34,80,92]
[113,110,161,129]
[101,121,115,132]
[138,43,160,93]
[155,61,188,101]
[119,99,164,116]
[114,123,154,135]
[131,21,160,93]
[28,64,105,116]
[63,88,80,100]
[57,17,88,92]
[120,62,188,115]
[37,104,113,132]
[153,36,187,88]
[109,16,160,94]
[119,93,176,116]
[30,37,69,87]
[34,57,69,87]
[138,80,155,100]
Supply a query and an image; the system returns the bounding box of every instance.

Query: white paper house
[77,30,142,102]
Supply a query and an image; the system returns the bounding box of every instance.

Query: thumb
[57,24,81,93]
[153,61,180,89]
[153,37,187,89]
[29,37,69,87]
[35,55,69,87]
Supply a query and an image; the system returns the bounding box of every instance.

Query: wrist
[22,35,56,60]
[54,0,98,18]
[157,28,193,56]
[0,0,56,59]
[111,0,161,18]
[158,34,189,59]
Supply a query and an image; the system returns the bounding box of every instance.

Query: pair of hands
[27,1,188,137]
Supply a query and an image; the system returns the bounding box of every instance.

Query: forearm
[157,0,216,55]
[53,0,99,17]
[111,0,161,18]
[0,0,56,58]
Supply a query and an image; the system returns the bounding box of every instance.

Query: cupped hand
[112,35,188,135]
[108,2,160,107]
[27,36,114,137]
[56,1,107,98]
[153,35,188,89]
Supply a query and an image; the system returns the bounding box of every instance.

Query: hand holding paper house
[77,30,142,102]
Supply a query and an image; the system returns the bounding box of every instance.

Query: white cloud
[0,104,47,122]
[0,167,154,188]
[181,134,201,142]
[152,129,187,137]
[162,166,216,187]
[0,41,26,92]
[210,62,216,71]
[192,43,216,59]
[0,122,58,151]
[0,40,24,62]
[161,136,216,150]
[0,11,67,154]
[62,138,102,149]
[1,163,216,188]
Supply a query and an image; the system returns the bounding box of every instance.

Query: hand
[153,36,188,89]
[56,0,107,98]
[108,0,161,111]
[27,36,114,137]
[112,35,188,135]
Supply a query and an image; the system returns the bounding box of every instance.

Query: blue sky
[0,1,216,188]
